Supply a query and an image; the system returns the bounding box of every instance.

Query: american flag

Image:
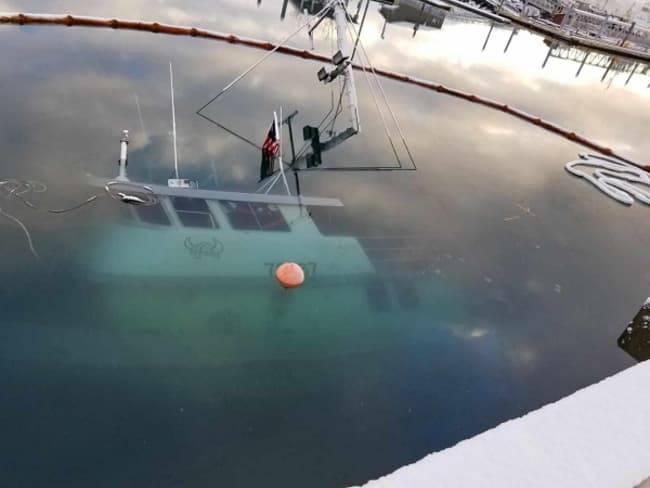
[263,121,280,158]
[260,119,279,181]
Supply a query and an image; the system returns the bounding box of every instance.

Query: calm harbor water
[1,1,650,486]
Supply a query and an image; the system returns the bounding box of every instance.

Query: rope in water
[0,180,48,258]
[0,207,39,258]
[0,179,101,214]
[0,12,643,168]
[0,178,158,258]
[1,179,158,212]
[565,154,650,205]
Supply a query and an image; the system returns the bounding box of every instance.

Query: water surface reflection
[0,2,648,486]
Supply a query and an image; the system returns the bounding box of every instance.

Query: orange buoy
[275,262,305,289]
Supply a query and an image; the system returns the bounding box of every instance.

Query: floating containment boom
[0,12,640,166]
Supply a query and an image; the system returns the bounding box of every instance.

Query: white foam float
[565,154,650,206]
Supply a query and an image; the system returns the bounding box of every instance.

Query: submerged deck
[361,361,650,487]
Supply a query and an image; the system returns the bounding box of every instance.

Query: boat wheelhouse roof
[88,175,344,207]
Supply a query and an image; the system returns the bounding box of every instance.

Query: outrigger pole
[333,0,360,135]
[293,0,362,161]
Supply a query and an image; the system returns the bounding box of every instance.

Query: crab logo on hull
[184,237,224,260]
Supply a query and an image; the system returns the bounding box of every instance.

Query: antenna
[168,62,193,188]
[170,62,179,180]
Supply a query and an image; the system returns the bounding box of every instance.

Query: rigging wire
[356,59,402,165]
[295,6,417,173]
[290,3,410,172]
[358,41,416,168]
[343,7,416,169]
[196,0,338,115]
[196,0,339,156]
[196,112,262,150]
[349,0,370,63]
[326,76,346,135]
[347,27,402,166]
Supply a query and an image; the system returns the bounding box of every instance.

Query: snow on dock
[360,362,650,488]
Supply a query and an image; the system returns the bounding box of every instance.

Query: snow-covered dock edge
[359,362,650,488]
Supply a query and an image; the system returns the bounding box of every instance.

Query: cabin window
[135,203,171,226]
[251,203,290,231]
[220,201,289,231]
[219,201,259,230]
[172,197,218,228]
